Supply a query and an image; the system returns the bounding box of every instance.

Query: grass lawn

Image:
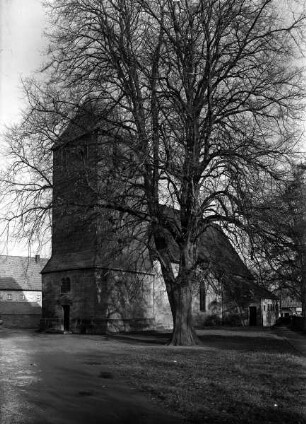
[84,327,306,423]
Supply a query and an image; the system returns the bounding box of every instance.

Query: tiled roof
[197,226,277,302]
[0,256,48,291]
[0,302,41,315]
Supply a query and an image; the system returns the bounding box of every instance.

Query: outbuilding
[0,255,48,328]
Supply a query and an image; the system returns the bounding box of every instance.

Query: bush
[204,314,222,326]
[222,314,243,326]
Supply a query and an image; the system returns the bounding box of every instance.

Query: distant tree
[1,0,306,344]
[249,164,306,329]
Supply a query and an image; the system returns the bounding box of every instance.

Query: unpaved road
[0,328,184,424]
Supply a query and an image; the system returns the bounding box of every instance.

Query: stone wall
[42,264,279,332]
[42,268,97,332]
[0,292,42,329]
[192,282,222,327]
[52,133,99,257]
[41,267,157,333]
[261,299,279,327]
[152,267,173,330]
[1,314,41,329]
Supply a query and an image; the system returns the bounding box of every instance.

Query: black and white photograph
[0,1,306,423]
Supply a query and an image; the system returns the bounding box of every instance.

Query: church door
[63,305,70,331]
[249,306,257,326]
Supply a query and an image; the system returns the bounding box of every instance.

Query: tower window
[200,281,206,312]
[61,277,71,294]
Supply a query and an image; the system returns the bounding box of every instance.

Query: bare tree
[0,79,75,250]
[249,164,306,329]
[1,0,305,344]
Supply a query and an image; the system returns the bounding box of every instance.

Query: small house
[0,255,48,328]
[280,297,302,318]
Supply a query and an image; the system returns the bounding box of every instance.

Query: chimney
[35,255,40,263]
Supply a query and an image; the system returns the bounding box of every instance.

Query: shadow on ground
[197,334,297,354]
[106,328,298,355]
[185,393,306,424]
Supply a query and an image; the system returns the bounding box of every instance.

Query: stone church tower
[41,103,171,333]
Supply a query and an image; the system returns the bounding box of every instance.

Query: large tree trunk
[159,261,200,345]
[301,272,306,332]
[169,283,200,345]
[153,226,200,345]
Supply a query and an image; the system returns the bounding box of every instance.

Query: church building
[41,103,279,333]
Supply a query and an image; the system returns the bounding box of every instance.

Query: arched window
[200,281,206,312]
[61,277,71,294]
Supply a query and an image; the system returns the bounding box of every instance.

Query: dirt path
[0,328,186,424]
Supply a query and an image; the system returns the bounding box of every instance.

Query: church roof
[0,256,48,291]
[198,225,252,280]
[196,226,277,301]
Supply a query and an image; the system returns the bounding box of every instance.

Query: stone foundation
[39,317,156,334]
[2,314,41,329]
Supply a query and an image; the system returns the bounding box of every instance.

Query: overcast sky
[0,0,47,131]
[0,0,305,130]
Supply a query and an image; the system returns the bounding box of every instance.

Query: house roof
[0,302,41,315]
[0,256,48,291]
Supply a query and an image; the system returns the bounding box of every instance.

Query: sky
[0,0,47,130]
[0,0,48,256]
